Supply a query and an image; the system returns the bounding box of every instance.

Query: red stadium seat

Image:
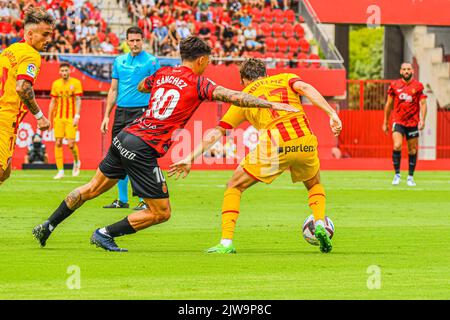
[258,22,272,38]
[277,38,288,53]
[294,23,305,38]
[108,32,120,47]
[309,53,321,68]
[252,51,263,59]
[251,7,262,23]
[273,9,285,23]
[263,7,273,22]
[284,23,294,38]
[275,52,286,67]
[297,52,309,68]
[285,9,296,23]
[265,37,277,52]
[287,37,299,52]
[272,23,283,38]
[299,38,310,53]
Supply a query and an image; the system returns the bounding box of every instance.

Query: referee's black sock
[47,201,75,230]
[392,150,401,175]
[105,217,136,237]
[408,153,418,176]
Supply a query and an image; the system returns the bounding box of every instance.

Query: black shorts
[99,131,169,199]
[112,107,147,140]
[393,123,419,140]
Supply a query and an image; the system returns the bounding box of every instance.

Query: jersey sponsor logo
[278,144,316,154]
[399,92,413,102]
[26,64,37,78]
[112,136,136,160]
[16,122,34,148]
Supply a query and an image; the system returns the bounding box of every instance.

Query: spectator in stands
[8,1,21,23]
[0,17,12,48]
[87,19,98,38]
[239,9,252,27]
[0,1,10,19]
[198,21,211,41]
[100,36,115,54]
[55,35,74,53]
[90,36,103,54]
[176,20,191,39]
[243,23,263,52]
[196,0,212,22]
[75,18,89,40]
[220,36,239,64]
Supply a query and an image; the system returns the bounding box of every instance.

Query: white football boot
[407,175,416,187]
[72,161,81,177]
[392,174,401,185]
[53,171,65,180]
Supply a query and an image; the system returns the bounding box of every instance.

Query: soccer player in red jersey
[32,36,297,252]
[383,62,427,186]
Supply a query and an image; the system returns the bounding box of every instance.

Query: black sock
[392,150,401,174]
[409,153,417,176]
[48,201,74,229]
[105,217,136,238]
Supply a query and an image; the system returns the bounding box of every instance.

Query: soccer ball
[302,215,335,246]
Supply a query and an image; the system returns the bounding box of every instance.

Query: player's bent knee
[55,140,63,148]
[154,205,171,222]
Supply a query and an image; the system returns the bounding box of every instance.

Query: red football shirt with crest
[124,66,217,156]
[387,78,427,127]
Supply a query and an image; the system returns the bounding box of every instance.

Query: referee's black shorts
[111,106,147,141]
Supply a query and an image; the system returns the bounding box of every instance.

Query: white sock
[220,239,233,247]
[314,219,325,228]
[58,170,64,175]
[98,227,109,236]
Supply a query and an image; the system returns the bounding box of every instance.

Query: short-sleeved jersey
[219,73,312,142]
[50,77,83,120]
[387,78,427,127]
[125,66,217,155]
[112,51,160,108]
[0,41,41,134]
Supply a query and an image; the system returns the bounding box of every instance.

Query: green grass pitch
[0,170,449,299]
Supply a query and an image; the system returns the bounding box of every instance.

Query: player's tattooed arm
[65,189,84,210]
[138,77,152,93]
[16,79,42,116]
[212,86,298,112]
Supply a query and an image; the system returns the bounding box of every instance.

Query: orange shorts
[241,134,320,184]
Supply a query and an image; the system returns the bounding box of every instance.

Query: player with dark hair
[383,62,427,186]
[169,58,342,254]
[0,7,54,185]
[101,26,160,210]
[49,62,83,179]
[32,37,297,252]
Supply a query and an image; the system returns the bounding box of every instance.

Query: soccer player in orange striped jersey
[0,8,54,185]
[169,58,342,253]
[49,63,83,179]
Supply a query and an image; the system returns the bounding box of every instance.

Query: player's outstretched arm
[16,79,50,131]
[383,95,394,134]
[292,81,342,137]
[138,77,152,93]
[212,86,298,112]
[168,126,227,180]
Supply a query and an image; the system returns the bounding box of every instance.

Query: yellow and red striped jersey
[0,41,42,134]
[50,77,83,120]
[219,73,312,142]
